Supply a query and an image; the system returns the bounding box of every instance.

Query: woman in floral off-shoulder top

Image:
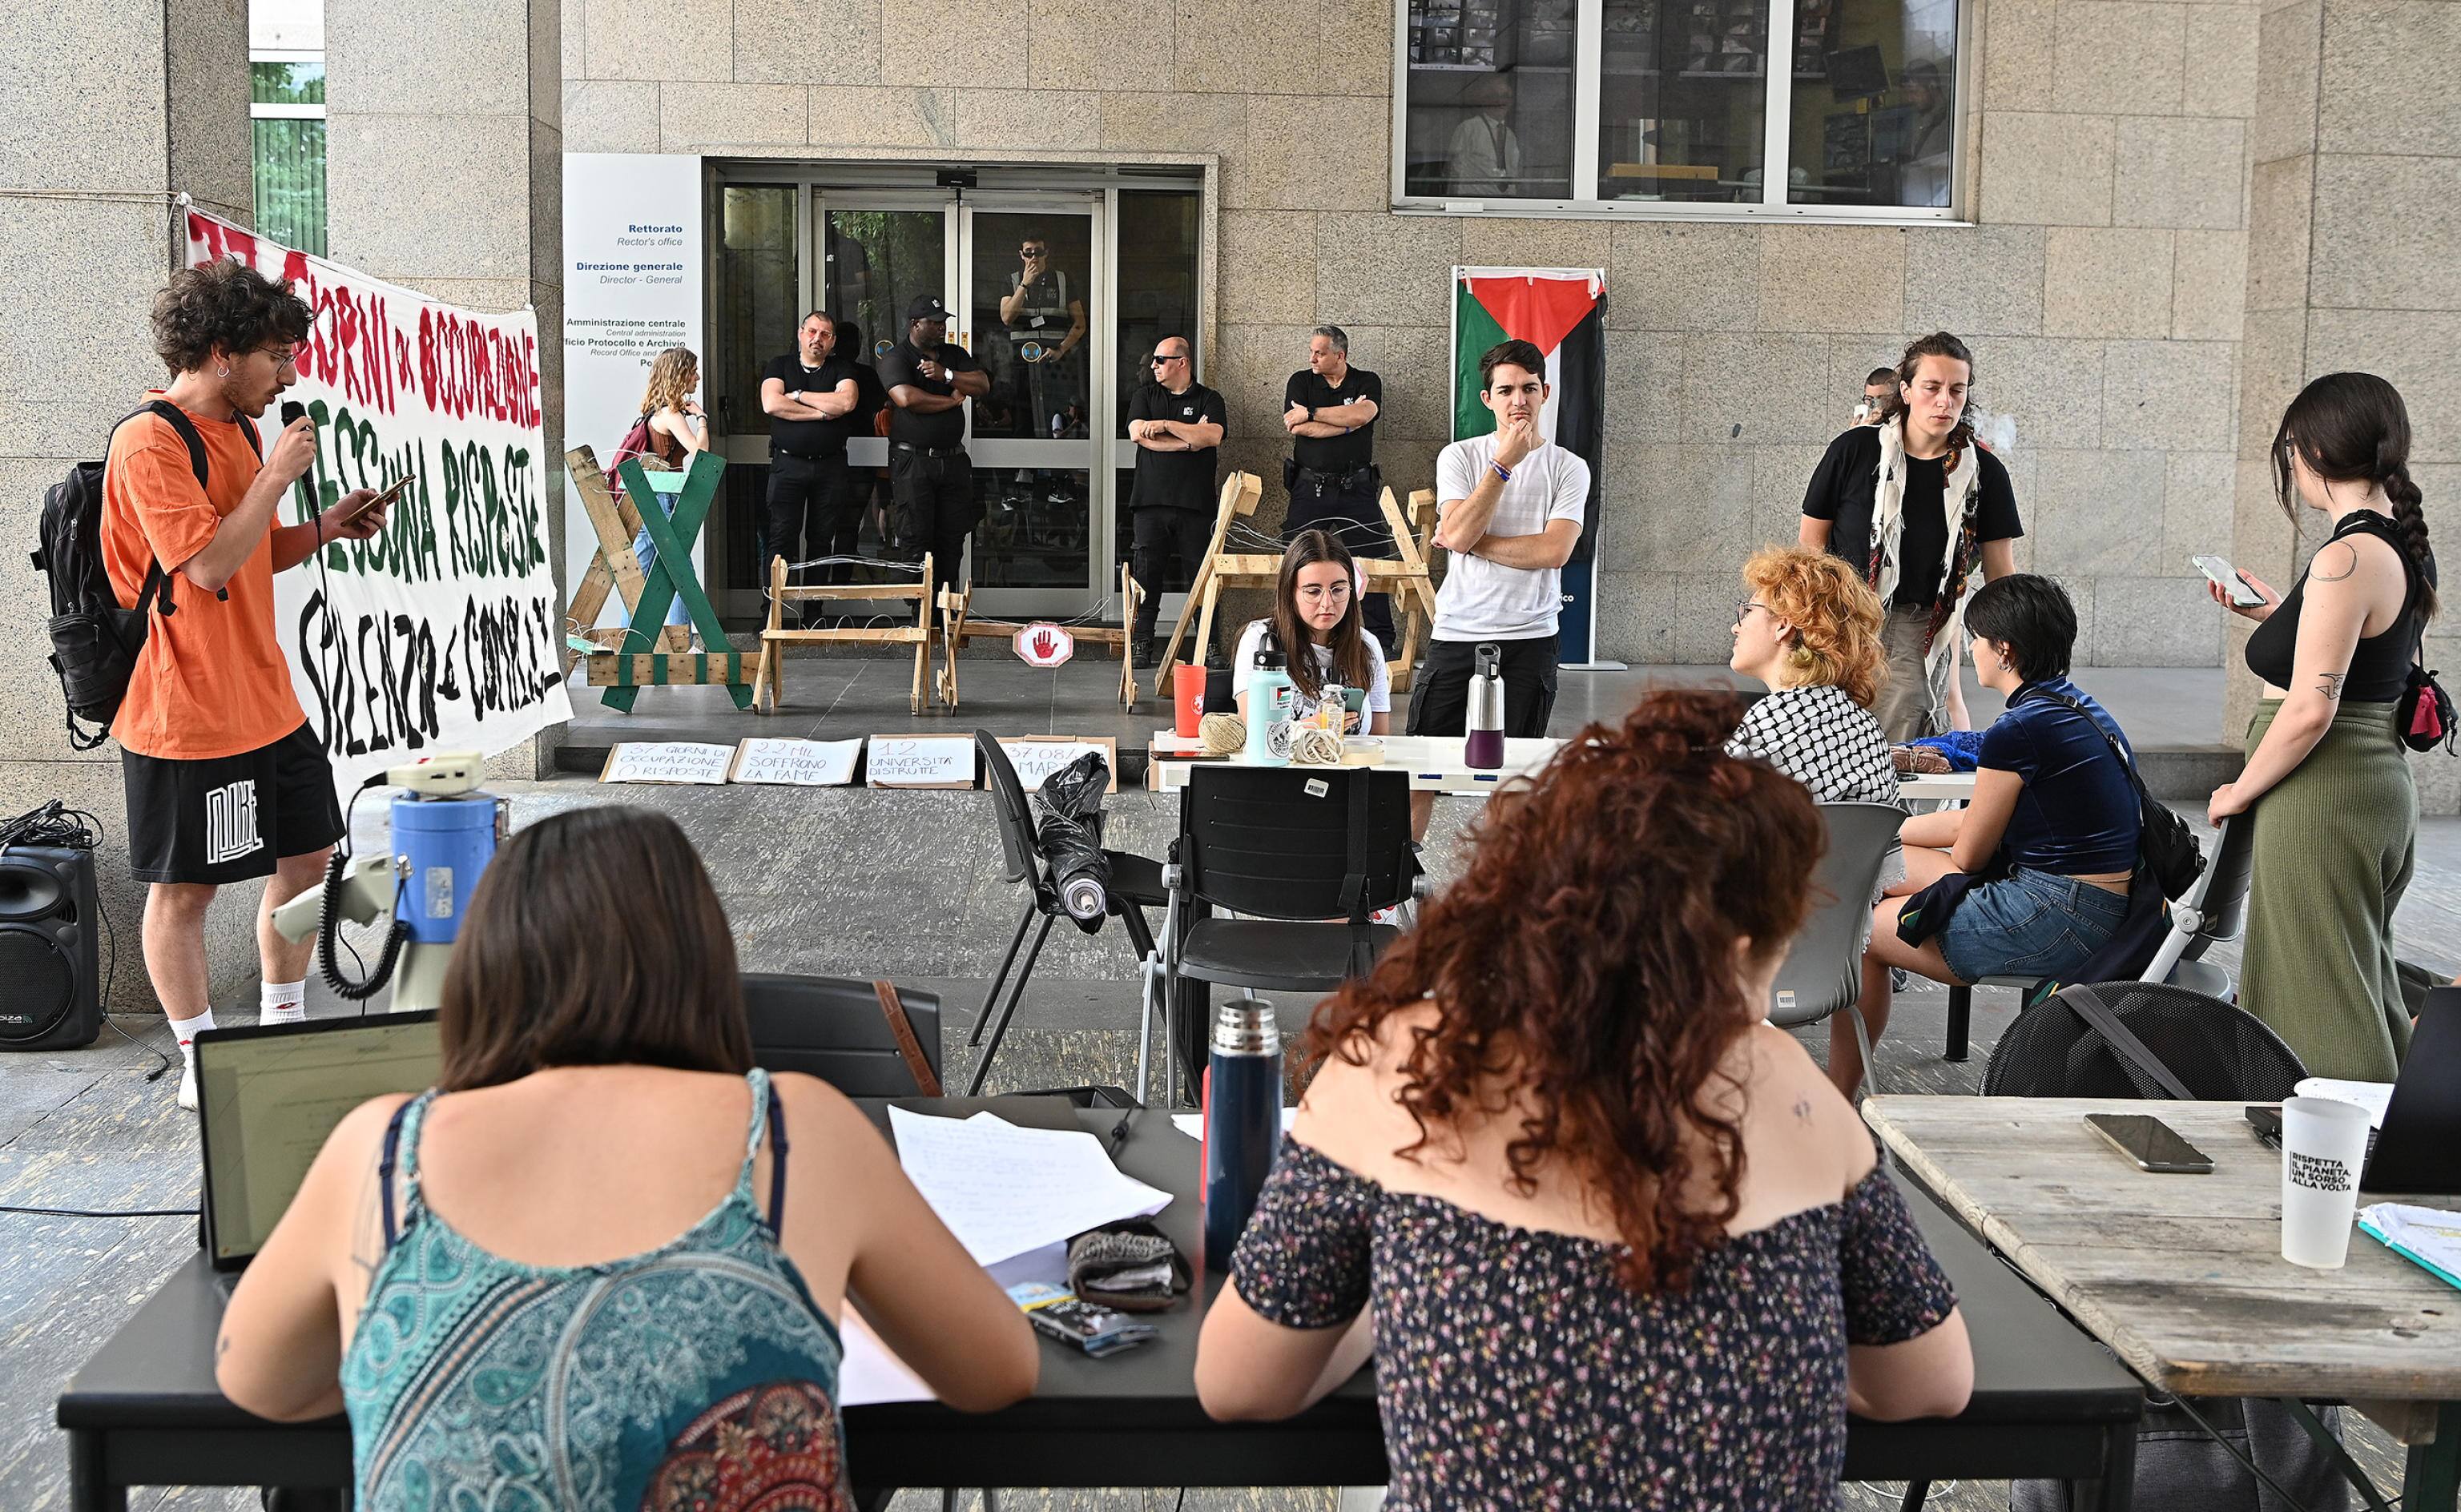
[1194,690,1973,1511]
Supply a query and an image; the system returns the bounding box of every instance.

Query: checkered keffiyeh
[1726,685,1907,809]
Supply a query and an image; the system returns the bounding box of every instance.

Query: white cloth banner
[183,210,571,791]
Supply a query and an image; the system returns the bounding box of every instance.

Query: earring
[215,367,229,377]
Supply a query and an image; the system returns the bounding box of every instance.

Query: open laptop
[2363,987,2461,1195]
[195,1012,443,1285]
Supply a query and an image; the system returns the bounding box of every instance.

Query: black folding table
[58,1100,2143,1509]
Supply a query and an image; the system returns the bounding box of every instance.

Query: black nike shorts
[122,722,345,885]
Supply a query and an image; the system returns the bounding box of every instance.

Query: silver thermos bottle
[1464,641,1505,769]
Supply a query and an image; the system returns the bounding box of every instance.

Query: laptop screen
[197,1014,443,1265]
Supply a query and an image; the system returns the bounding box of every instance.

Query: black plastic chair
[2139,815,2254,999]
[745,973,943,1096]
[1158,765,1420,1104]
[1769,802,1907,1093]
[1983,979,2307,1100]
[968,730,1162,1097]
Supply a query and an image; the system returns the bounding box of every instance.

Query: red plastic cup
[1173,664,1206,738]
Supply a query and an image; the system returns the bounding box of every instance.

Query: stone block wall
[562,0,2259,670]
[0,0,260,1009]
[2231,0,2461,808]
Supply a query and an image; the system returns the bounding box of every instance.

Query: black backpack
[33,400,255,750]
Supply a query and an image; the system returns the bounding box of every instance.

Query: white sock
[172,1007,217,1056]
[260,979,308,1026]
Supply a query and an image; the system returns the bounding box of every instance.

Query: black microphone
[281,400,307,428]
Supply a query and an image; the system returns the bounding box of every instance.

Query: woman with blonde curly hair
[1726,545,1900,807]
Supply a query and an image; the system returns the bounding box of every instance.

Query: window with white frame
[251,54,327,254]
[1397,0,1961,218]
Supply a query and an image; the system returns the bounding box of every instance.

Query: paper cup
[2280,1096,2371,1269]
[1173,664,1206,739]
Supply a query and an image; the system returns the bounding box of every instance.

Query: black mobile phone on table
[2246,1105,2283,1149]
[2084,1112,2214,1174]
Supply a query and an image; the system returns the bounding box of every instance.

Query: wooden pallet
[565,447,755,710]
[933,561,1142,711]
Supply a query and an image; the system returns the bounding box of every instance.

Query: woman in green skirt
[2207,373,2435,1081]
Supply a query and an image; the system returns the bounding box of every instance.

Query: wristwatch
[1307,406,1318,423]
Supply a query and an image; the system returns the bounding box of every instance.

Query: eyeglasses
[1150,353,1184,367]
[1021,247,1047,257]
[1734,601,1772,626]
[259,345,300,370]
[1295,582,1352,604]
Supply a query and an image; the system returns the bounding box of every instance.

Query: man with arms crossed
[1412,339,1587,838]
[1126,336,1227,667]
[103,259,390,1107]
[759,311,861,611]
[1283,326,1397,649]
[878,295,991,604]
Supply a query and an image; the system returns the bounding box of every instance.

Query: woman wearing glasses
[1232,529,1392,735]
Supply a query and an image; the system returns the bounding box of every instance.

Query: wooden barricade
[755,553,936,716]
[565,447,756,711]
[934,561,1143,712]
[1149,473,1441,695]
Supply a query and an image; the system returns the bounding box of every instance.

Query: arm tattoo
[2318,670,2347,702]
[2312,543,2358,583]
[1792,1095,1814,1124]
[215,1331,232,1363]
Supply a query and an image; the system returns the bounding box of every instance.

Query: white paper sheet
[2295,1077,2396,1128]
[887,1108,1170,1267]
[1169,1108,1299,1141]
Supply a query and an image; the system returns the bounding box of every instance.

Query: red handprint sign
[1011,621,1076,669]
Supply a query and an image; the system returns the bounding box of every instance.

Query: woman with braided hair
[2209,372,2438,1080]
[1800,332,2024,741]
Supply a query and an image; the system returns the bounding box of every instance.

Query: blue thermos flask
[1202,998,1283,1270]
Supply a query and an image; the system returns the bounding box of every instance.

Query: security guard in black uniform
[877,295,989,601]
[1282,324,1396,647]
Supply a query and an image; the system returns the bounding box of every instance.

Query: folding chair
[1153,766,1422,1106]
[744,975,943,1096]
[1768,802,1907,1092]
[967,731,1163,1097]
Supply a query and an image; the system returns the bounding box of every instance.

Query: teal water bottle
[1243,631,1295,766]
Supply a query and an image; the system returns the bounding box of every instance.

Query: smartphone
[2190,553,2265,609]
[332,473,414,526]
[2085,1112,2214,1173]
[2246,1104,2283,1150]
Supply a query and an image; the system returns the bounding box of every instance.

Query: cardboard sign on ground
[600,742,736,785]
[730,738,864,786]
[995,736,1119,794]
[866,736,976,789]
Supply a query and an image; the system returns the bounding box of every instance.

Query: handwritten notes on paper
[997,736,1118,794]
[867,736,975,789]
[599,742,736,785]
[886,1107,1170,1267]
[730,738,862,786]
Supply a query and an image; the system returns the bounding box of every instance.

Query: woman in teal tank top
[215,806,1038,1508]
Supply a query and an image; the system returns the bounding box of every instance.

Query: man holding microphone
[103,259,390,1108]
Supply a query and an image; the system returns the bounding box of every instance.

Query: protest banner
[184,210,573,792]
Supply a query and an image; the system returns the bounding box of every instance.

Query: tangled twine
[1291,727,1346,766]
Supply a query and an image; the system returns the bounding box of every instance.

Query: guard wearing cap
[877,295,989,601]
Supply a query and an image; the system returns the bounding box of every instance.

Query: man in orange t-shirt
[104,259,388,1108]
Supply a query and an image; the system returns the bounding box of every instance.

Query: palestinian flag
[1452,268,1608,666]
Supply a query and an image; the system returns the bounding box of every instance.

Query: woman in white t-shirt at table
[1232,529,1392,734]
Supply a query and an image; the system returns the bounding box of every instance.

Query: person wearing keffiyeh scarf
[1799,332,2024,741]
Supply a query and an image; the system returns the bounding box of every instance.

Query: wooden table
[1147,734,1562,795]
[1864,1096,2461,1510]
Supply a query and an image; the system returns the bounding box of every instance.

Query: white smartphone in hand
[2191,554,2265,609]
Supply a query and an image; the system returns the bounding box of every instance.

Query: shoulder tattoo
[1793,1094,1814,1124]
[2311,542,2359,583]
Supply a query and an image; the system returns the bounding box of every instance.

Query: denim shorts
[1935,865,2131,983]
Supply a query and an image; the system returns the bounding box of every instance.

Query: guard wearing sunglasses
[1126,336,1226,666]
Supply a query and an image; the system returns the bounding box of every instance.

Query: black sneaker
[1132,639,1158,670]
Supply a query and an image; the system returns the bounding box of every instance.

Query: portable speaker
[0,845,102,1050]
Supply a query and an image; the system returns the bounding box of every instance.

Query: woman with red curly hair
[1726,545,1901,806]
[1193,691,1972,1508]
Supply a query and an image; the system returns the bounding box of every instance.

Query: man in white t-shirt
[1412,339,1590,834]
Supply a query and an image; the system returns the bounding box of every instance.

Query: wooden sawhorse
[566,447,755,710]
[754,552,935,716]
[1149,475,1440,695]
[934,561,1143,711]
